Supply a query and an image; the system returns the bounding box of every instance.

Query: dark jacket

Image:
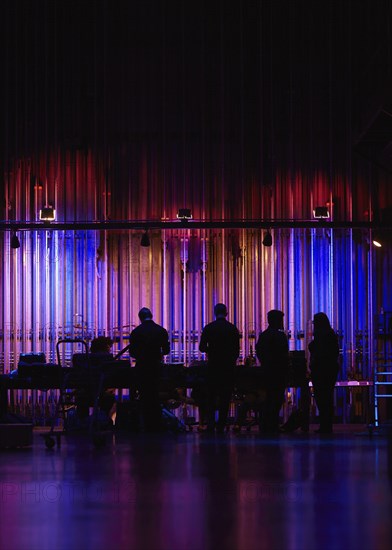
[199,318,240,370]
[255,327,289,385]
[129,320,170,368]
[309,331,340,385]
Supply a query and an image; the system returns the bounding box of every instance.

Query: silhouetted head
[138,307,153,321]
[214,303,228,318]
[90,336,113,354]
[267,309,284,329]
[313,312,332,333]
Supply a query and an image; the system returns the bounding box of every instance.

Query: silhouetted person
[91,336,117,419]
[0,378,8,419]
[309,312,340,434]
[75,336,116,423]
[199,303,240,433]
[256,309,289,434]
[129,308,170,432]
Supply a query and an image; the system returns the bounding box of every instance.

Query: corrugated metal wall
[2,148,388,382]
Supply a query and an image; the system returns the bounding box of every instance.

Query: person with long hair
[308,312,340,434]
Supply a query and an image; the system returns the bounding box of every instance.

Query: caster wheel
[45,436,56,449]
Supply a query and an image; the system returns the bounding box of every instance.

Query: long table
[0,364,373,433]
[0,362,309,417]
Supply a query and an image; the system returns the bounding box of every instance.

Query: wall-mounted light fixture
[177,208,192,220]
[262,230,273,247]
[140,230,150,247]
[11,232,20,249]
[39,206,56,221]
[313,206,330,219]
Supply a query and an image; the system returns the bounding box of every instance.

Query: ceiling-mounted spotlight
[313,206,330,219]
[39,206,56,221]
[262,230,273,247]
[11,232,20,249]
[140,231,150,247]
[177,208,192,220]
[371,230,383,248]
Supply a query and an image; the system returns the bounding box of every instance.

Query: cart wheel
[93,434,106,448]
[44,436,56,449]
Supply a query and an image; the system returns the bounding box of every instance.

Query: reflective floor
[0,425,391,550]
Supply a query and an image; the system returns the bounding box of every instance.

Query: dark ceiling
[1,0,391,172]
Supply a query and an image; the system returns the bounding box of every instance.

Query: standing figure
[199,303,240,433]
[129,308,170,432]
[256,310,289,434]
[308,312,340,434]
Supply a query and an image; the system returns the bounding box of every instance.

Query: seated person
[190,386,208,431]
[75,337,116,423]
[233,388,265,432]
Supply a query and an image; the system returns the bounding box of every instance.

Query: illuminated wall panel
[1,151,391,381]
[0,226,379,382]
